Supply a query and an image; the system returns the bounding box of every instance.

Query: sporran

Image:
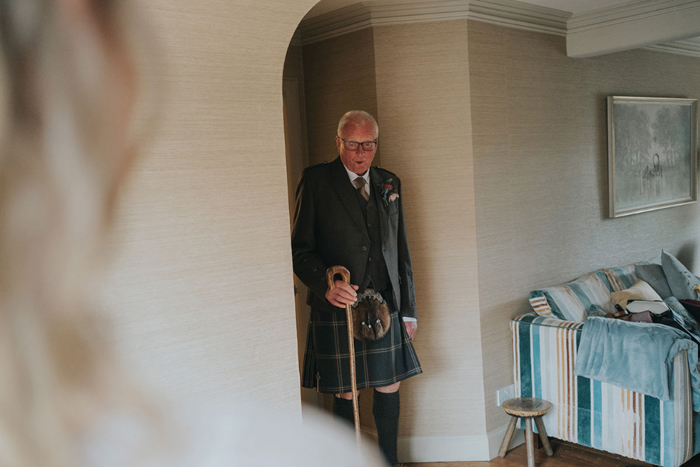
[351,289,391,341]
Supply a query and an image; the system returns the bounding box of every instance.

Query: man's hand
[325,280,359,308]
[404,320,417,341]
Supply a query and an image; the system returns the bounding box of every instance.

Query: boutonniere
[379,178,399,206]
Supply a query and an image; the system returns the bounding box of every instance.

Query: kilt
[301,307,422,394]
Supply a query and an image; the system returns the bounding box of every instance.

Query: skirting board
[396,425,524,463]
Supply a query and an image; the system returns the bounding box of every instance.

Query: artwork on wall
[607,96,698,218]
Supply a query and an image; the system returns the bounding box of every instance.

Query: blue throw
[575,316,700,411]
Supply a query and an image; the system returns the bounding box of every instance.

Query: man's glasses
[339,137,377,151]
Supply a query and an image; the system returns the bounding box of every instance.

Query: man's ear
[335,135,342,153]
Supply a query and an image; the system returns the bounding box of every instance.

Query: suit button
[362,246,367,251]
[368,223,372,227]
[368,257,373,262]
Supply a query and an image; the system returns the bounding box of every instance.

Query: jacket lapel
[331,157,367,234]
[370,168,389,245]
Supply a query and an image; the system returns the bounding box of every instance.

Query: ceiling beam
[567,0,700,57]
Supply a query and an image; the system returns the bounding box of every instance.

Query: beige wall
[303,29,379,165]
[468,20,700,432]
[373,21,486,440]
[102,0,319,415]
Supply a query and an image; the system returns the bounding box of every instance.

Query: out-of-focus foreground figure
[0,1,138,465]
[0,1,384,465]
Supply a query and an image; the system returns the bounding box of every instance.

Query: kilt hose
[302,308,422,394]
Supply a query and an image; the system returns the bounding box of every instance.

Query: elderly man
[292,110,422,466]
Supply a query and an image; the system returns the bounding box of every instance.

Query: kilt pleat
[301,308,422,393]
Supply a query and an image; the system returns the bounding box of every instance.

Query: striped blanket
[512,313,696,467]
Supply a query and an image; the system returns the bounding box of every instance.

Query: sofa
[511,255,700,467]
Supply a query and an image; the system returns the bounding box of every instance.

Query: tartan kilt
[301,307,422,394]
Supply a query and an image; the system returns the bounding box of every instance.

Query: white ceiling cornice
[568,0,699,33]
[299,3,372,45]
[645,37,700,58]
[468,0,569,35]
[297,0,700,58]
[567,0,700,57]
[298,0,570,45]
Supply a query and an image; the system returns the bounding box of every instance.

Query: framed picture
[608,96,698,218]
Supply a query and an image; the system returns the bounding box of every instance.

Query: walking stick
[326,265,361,447]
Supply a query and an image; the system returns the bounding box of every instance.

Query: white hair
[337,110,379,138]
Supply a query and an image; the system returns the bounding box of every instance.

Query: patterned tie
[355,176,369,202]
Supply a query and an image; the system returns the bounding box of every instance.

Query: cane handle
[326,265,351,290]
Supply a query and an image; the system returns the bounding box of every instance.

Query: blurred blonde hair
[0,0,143,465]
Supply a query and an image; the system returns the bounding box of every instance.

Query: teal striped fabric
[529,265,638,322]
[512,313,695,466]
[599,264,637,292]
[529,273,617,322]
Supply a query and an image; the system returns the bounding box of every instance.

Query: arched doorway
[281,7,392,448]
[282,36,320,411]
[282,3,382,420]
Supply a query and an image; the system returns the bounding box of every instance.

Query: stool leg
[525,418,535,467]
[534,416,554,456]
[498,416,518,457]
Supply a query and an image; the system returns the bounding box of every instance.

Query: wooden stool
[499,397,554,467]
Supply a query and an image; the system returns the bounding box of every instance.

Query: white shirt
[343,164,370,195]
[342,163,417,326]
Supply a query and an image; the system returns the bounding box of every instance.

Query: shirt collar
[343,163,370,187]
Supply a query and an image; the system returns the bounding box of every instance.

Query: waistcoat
[354,185,390,294]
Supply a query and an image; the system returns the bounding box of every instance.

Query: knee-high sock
[373,389,400,466]
[333,396,355,426]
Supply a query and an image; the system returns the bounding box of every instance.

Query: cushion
[596,264,637,292]
[610,278,663,309]
[635,259,673,299]
[529,272,614,322]
[661,251,700,300]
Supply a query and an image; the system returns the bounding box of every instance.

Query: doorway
[283,42,326,411]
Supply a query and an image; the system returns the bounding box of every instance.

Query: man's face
[336,122,378,175]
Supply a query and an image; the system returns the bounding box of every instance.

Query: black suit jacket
[291,157,417,318]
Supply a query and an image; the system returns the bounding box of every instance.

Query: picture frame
[608,96,698,218]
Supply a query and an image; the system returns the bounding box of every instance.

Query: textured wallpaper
[101,0,320,416]
[469,20,700,432]
[373,20,486,438]
[303,28,379,166]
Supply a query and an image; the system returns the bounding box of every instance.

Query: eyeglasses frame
[337,136,378,152]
